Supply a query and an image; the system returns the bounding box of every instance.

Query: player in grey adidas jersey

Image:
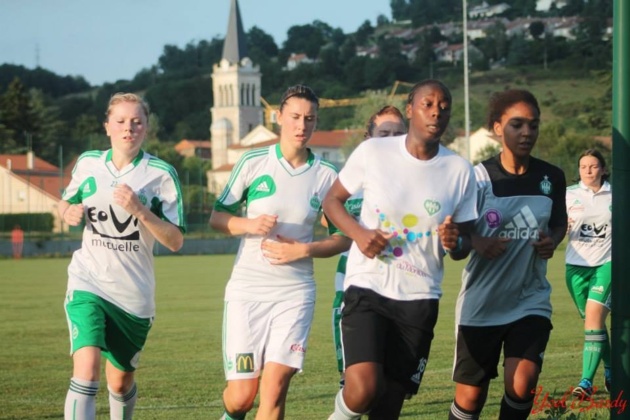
[449,90,567,420]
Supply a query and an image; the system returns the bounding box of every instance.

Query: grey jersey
[456,156,567,326]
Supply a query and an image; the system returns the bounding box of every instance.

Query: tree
[0,78,36,153]
[247,26,278,63]
[354,20,374,46]
[282,24,325,59]
[529,21,545,40]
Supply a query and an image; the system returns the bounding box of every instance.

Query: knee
[343,374,383,412]
[107,374,135,395]
[223,385,256,414]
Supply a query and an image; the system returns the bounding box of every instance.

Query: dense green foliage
[0,212,53,232]
[0,0,613,179]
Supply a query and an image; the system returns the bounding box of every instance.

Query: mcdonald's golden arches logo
[236,353,254,373]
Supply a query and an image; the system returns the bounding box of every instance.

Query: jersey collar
[274,143,314,175]
[578,180,611,193]
[105,149,145,177]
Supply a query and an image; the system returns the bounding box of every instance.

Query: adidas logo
[498,205,539,240]
[83,184,91,193]
[255,181,270,193]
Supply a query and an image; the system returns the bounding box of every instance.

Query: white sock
[108,382,138,420]
[65,377,99,420]
[329,389,363,420]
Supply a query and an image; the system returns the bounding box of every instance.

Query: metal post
[611,0,630,418]
[463,0,471,162]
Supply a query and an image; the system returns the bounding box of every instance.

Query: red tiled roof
[0,154,59,173]
[175,139,212,152]
[227,129,360,150]
[214,163,235,172]
[0,154,64,199]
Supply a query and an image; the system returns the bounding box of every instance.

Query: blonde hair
[105,92,150,121]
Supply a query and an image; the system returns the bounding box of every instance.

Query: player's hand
[472,235,510,260]
[113,184,144,216]
[63,204,85,226]
[261,234,308,264]
[246,214,277,236]
[438,215,460,251]
[532,230,556,260]
[355,228,394,259]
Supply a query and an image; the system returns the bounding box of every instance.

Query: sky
[0,0,392,86]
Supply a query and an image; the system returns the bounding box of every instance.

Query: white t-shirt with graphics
[215,144,338,302]
[338,136,477,301]
[566,181,612,267]
[63,149,185,318]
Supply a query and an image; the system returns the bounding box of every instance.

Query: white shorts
[223,299,315,380]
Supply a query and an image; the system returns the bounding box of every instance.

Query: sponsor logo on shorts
[236,353,254,373]
[539,351,545,361]
[290,343,306,354]
[591,285,605,294]
[499,205,539,240]
[130,351,141,369]
[72,324,79,340]
[411,357,428,384]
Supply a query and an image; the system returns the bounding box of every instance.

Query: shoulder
[316,155,339,174]
[75,150,105,166]
[531,157,565,178]
[145,153,179,178]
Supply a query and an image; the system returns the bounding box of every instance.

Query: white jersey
[215,144,338,302]
[62,149,185,318]
[339,136,477,301]
[566,181,611,267]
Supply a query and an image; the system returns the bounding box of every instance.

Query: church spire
[222,0,248,64]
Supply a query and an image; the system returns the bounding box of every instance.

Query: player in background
[449,90,567,420]
[211,85,350,420]
[565,148,612,398]
[328,105,407,388]
[324,80,477,420]
[59,92,185,420]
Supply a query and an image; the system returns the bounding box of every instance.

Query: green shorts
[64,290,153,372]
[565,262,612,318]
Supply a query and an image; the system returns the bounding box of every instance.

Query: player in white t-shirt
[565,149,612,398]
[324,80,477,420]
[327,105,407,388]
[60,93,185,420]
[211,85,351,420]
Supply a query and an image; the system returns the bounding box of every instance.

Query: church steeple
[222,0,248,64]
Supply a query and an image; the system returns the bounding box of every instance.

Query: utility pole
[463,0,471,162]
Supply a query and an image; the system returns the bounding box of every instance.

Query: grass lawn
[0,253,615,419]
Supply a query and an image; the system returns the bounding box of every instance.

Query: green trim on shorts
[565,262,612,318]
[64,290,152,371]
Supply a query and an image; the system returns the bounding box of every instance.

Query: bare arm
[58,200,85,227]
[322,180,391,259]
[261,234,352,265]
[114,184,183,252]
[209,209,278,237]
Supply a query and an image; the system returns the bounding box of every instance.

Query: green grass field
[0,253,615,419]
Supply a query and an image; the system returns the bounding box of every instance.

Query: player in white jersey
[211,85,350,420]
[324,80,477,420]
[59,93,185,420]
[450,90,567,420]
[565,148,612,398]
[328,105,407,388]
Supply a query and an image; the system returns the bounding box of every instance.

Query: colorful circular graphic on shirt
[484,209,502,229]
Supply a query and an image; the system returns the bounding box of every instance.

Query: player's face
[104,101,148,156]
[579,155,604,188]
[406,85,451,144]
[277,97,318,150]
[372,114,406,138]
[494,101,540,160]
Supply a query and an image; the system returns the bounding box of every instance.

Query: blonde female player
[211,85,350,420]
[60,92,185,420]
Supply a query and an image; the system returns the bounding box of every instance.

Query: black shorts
[341,286,439,395]
[453,315,553,386]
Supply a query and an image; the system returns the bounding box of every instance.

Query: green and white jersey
[215,144,338,302]
[456,156,567,327]
[339,136,477,301]
[62,149,185,318]
[326,193,363,293]
[566,181,611,267]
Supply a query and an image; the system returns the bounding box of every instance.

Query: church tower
[211,0,263,171]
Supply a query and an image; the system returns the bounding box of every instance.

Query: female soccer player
[211,85,349,420]
[449,90,567,420]
[324,80,477,420]
[60,92,185,420]
[566,148,612,397]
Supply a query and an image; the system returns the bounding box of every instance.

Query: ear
[103,122,110,136]
[275,110,282,127]
[493,121,502,137]
[405,103,412,119]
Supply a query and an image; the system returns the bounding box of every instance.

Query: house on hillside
[469,2,511,19]
[448,127,501,163]
[175,139,212,159]
[0,152,65,232]
[206,0,357,196]
[536,0,568,12]
[286,53,316,71]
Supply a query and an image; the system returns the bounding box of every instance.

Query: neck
[500,152,529,175]
[405,135,440,160]
[585,181,603,193]
[280,144,308,168]
[111,150,139,170]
